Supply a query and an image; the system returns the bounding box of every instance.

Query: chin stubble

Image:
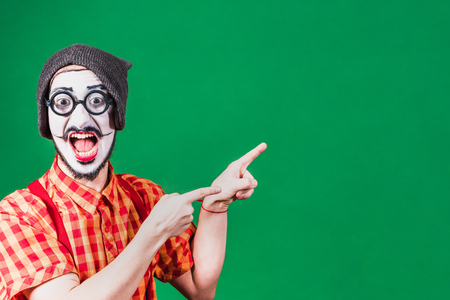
[53,132,116,181]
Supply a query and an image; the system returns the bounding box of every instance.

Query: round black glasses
[45,90,113,116]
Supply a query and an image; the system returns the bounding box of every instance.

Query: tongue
[73,139,94,152]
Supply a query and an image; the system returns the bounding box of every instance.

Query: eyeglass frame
[45,90,114,117]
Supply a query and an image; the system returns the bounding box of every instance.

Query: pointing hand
[203,143,267,210]
[148,186,222,238]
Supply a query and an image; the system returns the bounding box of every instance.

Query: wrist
[201,197,229,213]
[141,217,170,244]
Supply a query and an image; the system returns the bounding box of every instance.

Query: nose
[69,102,92,129]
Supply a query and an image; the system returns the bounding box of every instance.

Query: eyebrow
[49,86,73,96]
[87,84,107,90]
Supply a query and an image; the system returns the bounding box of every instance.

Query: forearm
[190,200,228,298]
[27,223,167,300]
[69,228,166,300]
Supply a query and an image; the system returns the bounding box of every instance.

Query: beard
[53,132,116,181]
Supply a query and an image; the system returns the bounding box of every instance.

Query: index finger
[237,142,267,169]
[181,186,222,203]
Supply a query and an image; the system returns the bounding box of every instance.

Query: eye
[56,98,71,106]
[87,92,108,113]
[51,93,73,114]
[87,92,106,107]
[90,97,105,105]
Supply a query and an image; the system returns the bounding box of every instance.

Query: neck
[57,156,109,193]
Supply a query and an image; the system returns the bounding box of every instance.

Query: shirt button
[105,227,110,232]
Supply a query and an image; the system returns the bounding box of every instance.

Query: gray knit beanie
[37,44,132,139]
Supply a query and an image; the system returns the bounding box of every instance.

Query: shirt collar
[48,156,121,213]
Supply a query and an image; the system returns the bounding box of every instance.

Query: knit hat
[37,44,132,139]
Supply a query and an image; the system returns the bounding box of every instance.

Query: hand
[203,143,267,210]
[148,186,221,239]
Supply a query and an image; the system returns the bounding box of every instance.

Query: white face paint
[48,67,116,180]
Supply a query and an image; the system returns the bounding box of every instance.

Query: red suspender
[117,176,148,221]
[27,180,74,258]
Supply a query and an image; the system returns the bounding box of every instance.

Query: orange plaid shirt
[0,157,195,300]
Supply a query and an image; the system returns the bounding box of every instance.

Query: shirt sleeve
[154,222,196,283]
[0,192,77,299]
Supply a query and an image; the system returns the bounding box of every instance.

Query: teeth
[75,146,96,157]
[72,133,94,139]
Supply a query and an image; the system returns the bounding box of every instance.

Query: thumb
[227,177,258,194]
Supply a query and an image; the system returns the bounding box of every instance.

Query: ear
[111,105,118,130]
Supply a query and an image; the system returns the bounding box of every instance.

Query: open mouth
[69,132,99,162]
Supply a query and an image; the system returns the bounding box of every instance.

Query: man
[0,44,266,300]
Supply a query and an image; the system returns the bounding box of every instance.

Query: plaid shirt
[0,157,195,300]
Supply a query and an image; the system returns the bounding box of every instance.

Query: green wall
[1,1,450,299]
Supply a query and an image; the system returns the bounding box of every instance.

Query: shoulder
[115,174,165,211]
[116,173,164,196]
[1,174,51,216]
[1,188,37,218]
[0,187,52,234]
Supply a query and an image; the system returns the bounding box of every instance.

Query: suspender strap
[117,176,148,221]
[27,180,74,258]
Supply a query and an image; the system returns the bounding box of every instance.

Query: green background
[1,1,450,299]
